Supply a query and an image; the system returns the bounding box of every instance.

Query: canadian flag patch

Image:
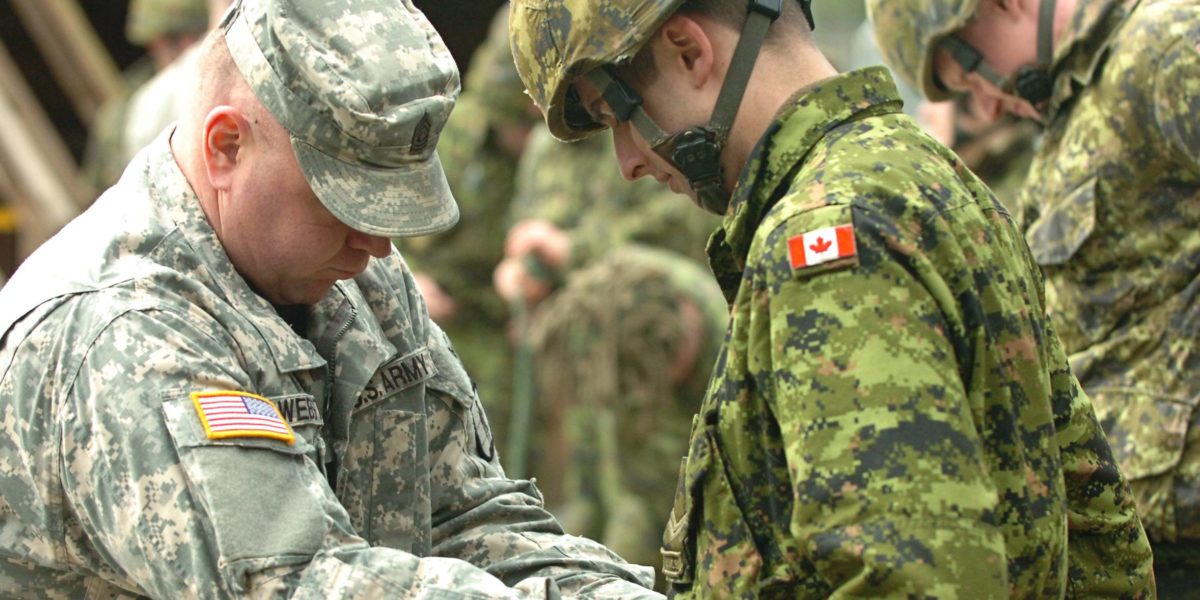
[787,223,857,271]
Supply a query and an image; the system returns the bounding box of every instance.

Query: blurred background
[0,0,873,277]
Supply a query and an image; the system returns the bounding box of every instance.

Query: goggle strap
[709,0,782,143]
[584,68,672,147]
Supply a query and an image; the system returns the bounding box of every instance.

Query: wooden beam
[0,42,85,260]
[9,0,125,127]
[0,39,94,210]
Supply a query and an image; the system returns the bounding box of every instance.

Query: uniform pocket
[159,395,326,565]
[1026,177,1097,267]
[1093,388,1200,541]
[367,410,429,554]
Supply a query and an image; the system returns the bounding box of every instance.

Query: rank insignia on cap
[191,391,296,445]
[788,223,858,271]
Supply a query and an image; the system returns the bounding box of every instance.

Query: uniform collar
[708,66,904,301]
[1046,0,1139,119]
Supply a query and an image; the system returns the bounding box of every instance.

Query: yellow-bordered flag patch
[191,391,296,445]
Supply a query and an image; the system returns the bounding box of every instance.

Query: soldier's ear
[656,14,717,91]
[201,106,252,191]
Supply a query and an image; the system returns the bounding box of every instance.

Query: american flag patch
[191,391,295,445]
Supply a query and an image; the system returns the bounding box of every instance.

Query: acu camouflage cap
[222,0,461,237]
[867,0,979,101]
[126,0,210,46]
[510,0,686,141]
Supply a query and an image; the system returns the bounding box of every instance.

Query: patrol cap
[221,0,461,237]
[127,0,210,46]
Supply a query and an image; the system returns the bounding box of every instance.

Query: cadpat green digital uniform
[652,66,1153,598]
[1014,0,1200,562]
[509,0,1155,592]
[870,0,1200,585]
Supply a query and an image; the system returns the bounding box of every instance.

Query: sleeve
[419,323,661,598]
[758,207,1010,596]
[1051,369,1156,598]
[61,308,658,599]
[1152,35,1200,174]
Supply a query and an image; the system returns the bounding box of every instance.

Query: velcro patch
[191,391,296,445]
[355,347,438,411]
[788,223,857,271]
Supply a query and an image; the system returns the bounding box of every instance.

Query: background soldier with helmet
[81,0,211,189]
[869,0,1200,591]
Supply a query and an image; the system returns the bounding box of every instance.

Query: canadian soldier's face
[933,3,1044,122]
[572,75,698,202]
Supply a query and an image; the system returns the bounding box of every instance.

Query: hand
[504,219,571,269]
[413,271,458,324]
[493,256,554,306]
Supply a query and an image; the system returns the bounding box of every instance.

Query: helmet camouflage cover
[866,0,979,101]
[126,0,210,46]
[509,0,686,141]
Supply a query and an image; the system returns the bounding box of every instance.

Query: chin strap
[585,0,783,215]
[938,0,1058,106]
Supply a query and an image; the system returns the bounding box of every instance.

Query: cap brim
[292,139,460,238]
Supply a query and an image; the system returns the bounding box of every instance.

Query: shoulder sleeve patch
[191,391,296,445]
[787,223,858,272]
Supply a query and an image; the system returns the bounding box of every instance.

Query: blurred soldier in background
[81,0,210,189]
[400,5,541,450]
[870,0,1200,591]
[495,114,724,590]
[119,0,235,167]
[495,128,718,301]
[526,245,726,589]
[946,108,1040,213]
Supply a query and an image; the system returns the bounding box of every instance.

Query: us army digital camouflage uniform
[399,6,538,451]
[1012,2,1200,578]
[646,65,1154,598]
[527,245,727,588]
[0,132,658,599]
[0,0,659,594]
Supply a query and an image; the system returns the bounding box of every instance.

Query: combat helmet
[126,0,210,46]
[510,0,814,215]
[867,0,1057,104]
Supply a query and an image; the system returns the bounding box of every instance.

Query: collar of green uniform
[1046,0,1139,119]
[711,66,902,285]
